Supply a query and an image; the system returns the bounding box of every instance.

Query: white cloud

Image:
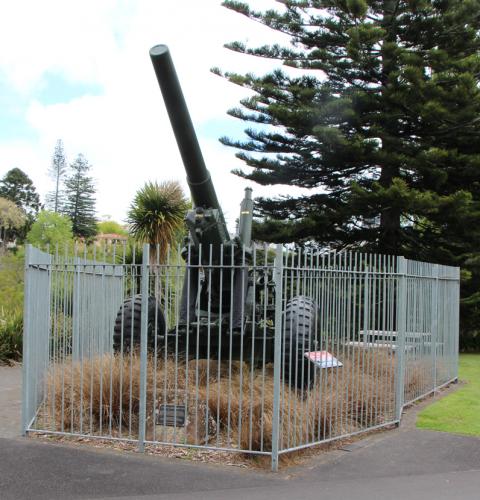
[0,0,308,231]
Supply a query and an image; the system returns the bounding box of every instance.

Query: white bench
[347,330,440,352]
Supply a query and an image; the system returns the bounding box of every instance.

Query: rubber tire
[113,295,166,351]
[283,296,317,390]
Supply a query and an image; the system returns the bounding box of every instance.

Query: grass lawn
[416,354,480,436]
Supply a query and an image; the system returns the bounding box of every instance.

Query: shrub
[0,251,24,313]
[97,220,128,236]
[0,250,24,364]
[27,210,73,249]
[0,309,23,364]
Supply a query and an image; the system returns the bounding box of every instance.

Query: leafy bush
[27,210,73,249]
[0,251,24,363]
[460,330,480,352]
[0,251,24,313]
[97,220,128,236]
[0,309,22,364]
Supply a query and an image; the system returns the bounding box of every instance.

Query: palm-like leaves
[127,181,189,263]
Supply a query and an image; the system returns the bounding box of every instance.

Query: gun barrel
[149,44,222,212]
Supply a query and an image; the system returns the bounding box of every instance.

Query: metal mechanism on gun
[112,44,316,388]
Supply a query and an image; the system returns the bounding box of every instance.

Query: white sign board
[304,351,343,369]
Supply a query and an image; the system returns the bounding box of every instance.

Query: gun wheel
[113,295,166,352]
[283,295,317,390]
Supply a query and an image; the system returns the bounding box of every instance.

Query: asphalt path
[0,364,22,438]
[1,364,479,499]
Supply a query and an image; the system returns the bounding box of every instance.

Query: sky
[0,0,309,232]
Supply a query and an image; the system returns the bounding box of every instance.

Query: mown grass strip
[417,354,480,436]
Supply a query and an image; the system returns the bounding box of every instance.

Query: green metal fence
[22,244,460,471]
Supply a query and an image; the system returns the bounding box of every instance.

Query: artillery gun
[113,45,317,388]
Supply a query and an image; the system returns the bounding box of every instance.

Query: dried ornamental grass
[43,348,398,452]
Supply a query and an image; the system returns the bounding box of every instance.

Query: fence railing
[22,243,460,470]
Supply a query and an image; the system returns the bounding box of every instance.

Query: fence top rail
[27,244,460,281]
[403,257,460,280]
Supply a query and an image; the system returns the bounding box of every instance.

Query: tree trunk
[379,1,401,255]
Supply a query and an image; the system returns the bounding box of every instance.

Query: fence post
[431,264,439,392]
[454,267,460,381]
[138,244,150,452]
[394,256,407,423]
[21,244,32,435]
[271,244,283,472]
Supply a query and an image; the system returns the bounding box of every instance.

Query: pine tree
[0,168,41,216]
[218,0,480,349]
[46,139,67,213]
[217,0,480,263]
[0,168,41,240]
[63,154,97,240]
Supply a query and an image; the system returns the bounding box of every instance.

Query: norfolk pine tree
[218,1,480,348]
[46,139,67,213]
[63,154,97,240]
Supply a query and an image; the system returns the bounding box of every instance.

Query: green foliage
[0,168,41,216]
[63,154,97,240]
[0,197,26,245]
[0,168,41,240]
[117,238,144,265]
[127,181,189,263]
[220,0,480,348]
[417,354,480,436]
[0,251,24,314]
[97,220,128,236]
[0,251,24,363]
[0,309,23,365]
[27,210,73,249]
